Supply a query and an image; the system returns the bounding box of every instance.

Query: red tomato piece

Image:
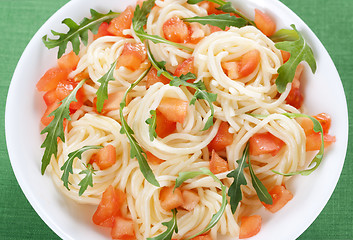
[198,1,223,15]
[107,6,134,37]
[208,122,234,152]
[286,64,304,109]
[111,216,135,240]
[116,42,147,71]
[146,151,165,165]
[254,9,276,37]
[238,49,261,79]
[163,16,190,43]
[280,50,291,63]
[314,113,332,134]
[92,185,126,228]
[239,215,262,239]
[249,132,285,156]
[55,79,85,112]
[210,150,229,174]
[190,235,212,240]
[36,67,68,92]
[306,133,336,151]
[222,61,239,80]
[94,91,125,115]
[90,145,117,170]
[43,90,57,106]
[157,97,188,124]
[174,57,195,78]
[262,185,293,213]
[41,100,60,126]
[145,67,170,88]
[155,110,177,138]
[181,190,200,211]
[57,51,80,72]
[94,22,112,40]
[159,186,184,211]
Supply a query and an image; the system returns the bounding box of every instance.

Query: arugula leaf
[42,9,120,58]
[174,168,227,240]
[270,28,299,43]
[183,14,247,30]
[146,110,157,141]
[119,66,160,187]
[248,149,273,205]
[96,59,118,113]
[249,113,324,176]
[40,80,85,174]
[226,143,249,213]
[147,209,178,240]
[78,163,96,196]
[132,0,193,52]
[60,145,103,191]
[187,0,255,26]
[170,74,217,130]
[275,25,316,93]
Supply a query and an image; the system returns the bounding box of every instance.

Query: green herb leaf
[132,0,193,52]
[42,9,120,58]
[119,66,160,187]
[96,59,118,113]
[175,168,227,239]
[183,14,247,30]
[60,145,103,191]
[226,143,249,213]
[249,113,324,176]
[170,74,217,130]
[187,0,255,26]
[248,148,273,205]
[146,110,157,141]
[147,209,178,240]
[40,80,86,174]
[270,28,299,43]
[275,25,316,93]
[78,163,96,196]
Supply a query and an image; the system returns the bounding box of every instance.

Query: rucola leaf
[40,80,86,174]
[227,143,249,213]
[60,145,103,191]
[146,110,157,141]
[275,25,316,93]
[42,9,120,58]
[183,14,247,30]
[147,209,178,240]
[96,59,118,113]
[78,164,96,196]
[270,28,300,43]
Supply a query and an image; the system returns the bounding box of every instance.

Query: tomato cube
[159,186,184,211]
[210,150,229,174]
[181,190,200,211]
[254,9,276,37]
[249,132,284,156]
[116,42,147,71]
[208,122,234,152]
[90,145,117,170]
[36,67,68,92]
[57,51,80,72]
[157,97,188,124]
[145,67,170,88]
[94,22,112,40]
[111,216,135,240]
[239,215,262,239]
[262,185,293,213]
[155,110,176,138]
[163,16,190,43]
[107,6,134,37]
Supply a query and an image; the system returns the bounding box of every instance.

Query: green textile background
[0,0,351,239]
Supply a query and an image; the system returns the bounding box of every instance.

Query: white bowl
[5,0,348,239]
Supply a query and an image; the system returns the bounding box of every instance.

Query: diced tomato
[90,145,117,170]
[306,133,336,151]
[239,215,262,239]
[286,64,304,109]
[222,61,239,80]
[155,110,176,138]
[280,50,291,63]
[145,67,170,88]
[36,67,68,92]
[181,190,200,211]
[92,185,126,227]
[163,16,190,43]
[43,90,57,106]
[116,42,147,71]
[55,79,85,111]
[94,91,125,114]
[41,100,60,126]
[189,23,204,44]
[254,9,276,37]
[157,97,188,124]
[208,122,233,152]
[111,216,135,240]
[159,186,184,211]
[94,22,112,40]
[262,185,293,213]
[198,1,223,15]
[314,113,331,134]
[210,150,229,174]
[209,25,223,33]
[249,132,284,156]
[238,49,261,79]
[107,6,134,37]
[57,51,80,72]
[174,57,195,78]
[190,235,212,240]
[146,151,165,165]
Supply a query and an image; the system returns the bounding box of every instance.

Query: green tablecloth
[0,0,352,239]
